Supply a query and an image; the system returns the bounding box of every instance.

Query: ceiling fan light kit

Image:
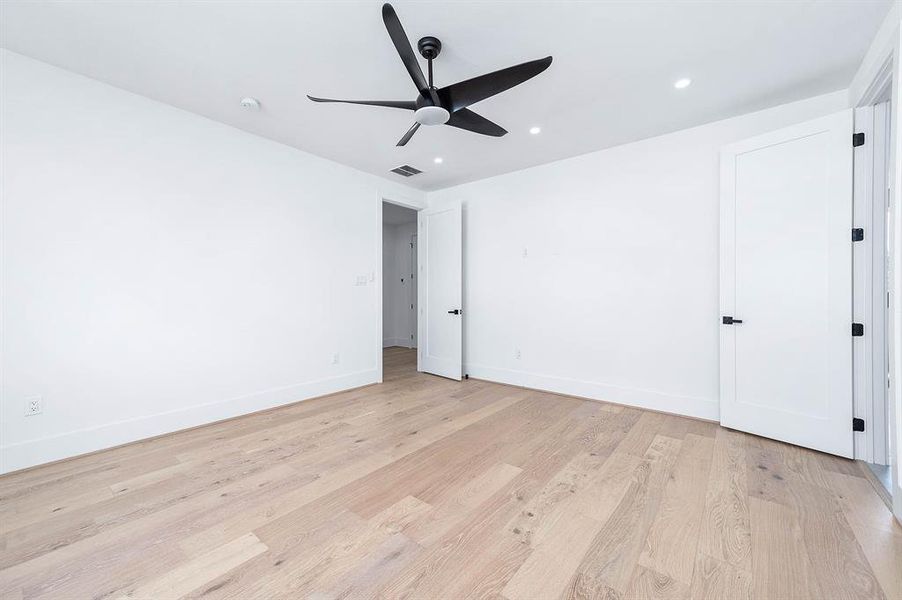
[415,106,450,126]
[308,3,552,146]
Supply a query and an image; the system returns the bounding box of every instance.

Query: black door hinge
[852,417,865,432]
[852,323,864,336]
[853,132,865,147]
[852,228,864,242]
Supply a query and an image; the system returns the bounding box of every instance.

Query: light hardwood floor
[1,346,900,599]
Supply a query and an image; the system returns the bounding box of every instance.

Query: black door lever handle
[722,316,743,325]
[448,309,461,315]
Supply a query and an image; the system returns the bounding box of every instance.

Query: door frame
[853,99,892,465]
[850,33,900,521]
[376,194,423,383]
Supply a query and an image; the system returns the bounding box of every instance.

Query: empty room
[1,0,901,598]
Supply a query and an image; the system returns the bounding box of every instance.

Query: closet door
[720,109,853,457]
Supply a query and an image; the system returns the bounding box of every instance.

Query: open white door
[418,201,462,380]
[720,109,854,458]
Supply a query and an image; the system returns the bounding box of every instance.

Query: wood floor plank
[826,471,902,600]
[0,347,896,600]
[788,480,887,599]
[564,434,682,598]
[637,433,714,584]
[309,531,421,600]
[179,394,525,556]
[118,533,267,599]
[749,497,823,600]
[745,433,793,506]
[698,427,751,571]
[1,463,301,597]
[688,553,751,600]
[406,462,522,545]
[502,511,602,600]
[502,447,644,600]
[623,565,689,600]
[184,510,364,599]
[377,474,540,600]
[272,497,428,597]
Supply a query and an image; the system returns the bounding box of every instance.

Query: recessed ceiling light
[529,126,541,135]
[674,78,692,89]
[434,157,443,164]
[240,97,261,110]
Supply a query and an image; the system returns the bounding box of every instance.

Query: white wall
[382,221,416,348]
[428,90,849,421]
[383,223,399,346]
[0,50,425,473]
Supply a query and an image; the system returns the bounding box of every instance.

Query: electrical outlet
[24,396,42,416]
[515,348,522,360]
[332,352,340,365]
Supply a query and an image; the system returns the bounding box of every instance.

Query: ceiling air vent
[390,165,422,177]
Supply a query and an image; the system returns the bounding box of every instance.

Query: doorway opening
[382,201,418,380]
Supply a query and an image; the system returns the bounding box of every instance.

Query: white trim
[858,55,894,108]
[0,369,378,474]
[465,363,718,421]
[383,337,413,348]
[853,104,891,465]
[849,1,900,108]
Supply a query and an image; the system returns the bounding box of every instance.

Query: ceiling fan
[307,3,552,146]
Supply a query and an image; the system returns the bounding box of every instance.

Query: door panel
[418,202,462,380]
[720,109,853,457]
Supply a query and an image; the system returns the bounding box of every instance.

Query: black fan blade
[396,122,421,146]
[445,109,507,137]
[307,96,416,110]
[437,56,553,112]
[382,4,429,96]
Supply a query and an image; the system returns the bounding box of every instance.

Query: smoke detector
[240,97,261,110]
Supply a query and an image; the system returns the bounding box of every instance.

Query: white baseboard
[0,369,378,474]
[383,338,414,348]
[465,363,719,421]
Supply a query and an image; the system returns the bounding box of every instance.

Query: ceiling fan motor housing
[417,36,442,60]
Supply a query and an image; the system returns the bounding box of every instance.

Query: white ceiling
[0,1,890,191]
[383,201,417,225]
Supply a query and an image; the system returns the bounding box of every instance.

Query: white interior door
[720,109,853,458]
[418,202,462,380]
